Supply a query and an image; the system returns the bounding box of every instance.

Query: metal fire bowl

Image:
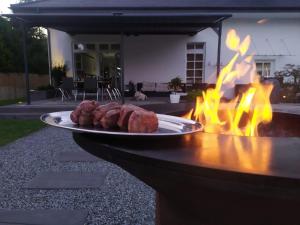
[73,103,300,225]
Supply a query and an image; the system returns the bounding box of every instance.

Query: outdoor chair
[58,78,78,102]
[113,88,122,99]
[106,88,113,100]
[104,85,121,101]
[83,77,99,101]
[111,88,117,100]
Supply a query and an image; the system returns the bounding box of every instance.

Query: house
[6,0,300,98]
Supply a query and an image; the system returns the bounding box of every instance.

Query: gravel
[0,127,155,225]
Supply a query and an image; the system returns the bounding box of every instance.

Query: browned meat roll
[117,104,145,130]
[128,110,158,133]
[100,108,121,129]
[70,100,99,126]
[93,102,120,126]
[71,100,158,133]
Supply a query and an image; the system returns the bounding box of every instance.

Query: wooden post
[21,23,31,105]
[120,33,125,104]
[216,22,223,77]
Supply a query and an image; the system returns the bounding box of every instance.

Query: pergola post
[21,22,31,105]
[120,33,125,104]
[47,28,53,86]
[216,22,223,77]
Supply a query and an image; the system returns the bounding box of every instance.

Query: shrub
[169,77,182,92]
[187,90,203,101]
[51,64,67,87]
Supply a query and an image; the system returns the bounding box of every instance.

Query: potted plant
[169,77,182,103]
[51,63,67,87]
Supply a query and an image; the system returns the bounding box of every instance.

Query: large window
[73,42,120,82]
[73,43,97,79]
[256,61,273,78]
[186,42,205,87]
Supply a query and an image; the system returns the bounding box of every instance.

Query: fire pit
[72,30,300,225]
[73,108,300,225]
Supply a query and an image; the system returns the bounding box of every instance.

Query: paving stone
[0,209,88,225]
[25,172,106,189]
[56,151,99,162]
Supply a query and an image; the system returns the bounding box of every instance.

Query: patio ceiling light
[257,18,268,24]
[78,44,84,51]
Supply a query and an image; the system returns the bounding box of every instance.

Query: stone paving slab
[56,151,100,162]
[25,172,106,189]
[0,209,88,225]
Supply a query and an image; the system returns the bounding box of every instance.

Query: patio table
[72,106,300,225]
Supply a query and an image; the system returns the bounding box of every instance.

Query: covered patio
[6,1,231,104]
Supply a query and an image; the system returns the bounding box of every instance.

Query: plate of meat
[41,101,203,137]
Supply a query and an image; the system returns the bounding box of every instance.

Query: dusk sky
[0,0,19,14]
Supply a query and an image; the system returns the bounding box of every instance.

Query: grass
[0,98,25,106]
[0,119,46,146]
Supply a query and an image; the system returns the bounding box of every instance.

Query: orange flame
[184,29,273,136]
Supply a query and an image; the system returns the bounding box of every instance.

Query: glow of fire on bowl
[183,29,273,137]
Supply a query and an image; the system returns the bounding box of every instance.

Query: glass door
[99,43,121,89]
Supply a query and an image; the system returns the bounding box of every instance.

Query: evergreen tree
[0,16,48,74]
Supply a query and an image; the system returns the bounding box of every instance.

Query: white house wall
[221,18,300,80]
[49,15,300,90]
[124,35,188,84]
[127,16,300,85]
[49,28,73,77]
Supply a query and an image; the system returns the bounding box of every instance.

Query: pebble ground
[0,127,155,225]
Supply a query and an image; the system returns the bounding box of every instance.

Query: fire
[184,29,273,136]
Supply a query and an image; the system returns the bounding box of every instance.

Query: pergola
[5,1,231,104]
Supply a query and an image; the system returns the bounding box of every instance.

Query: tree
[0,16,48,74]
[0,17,23,72]
[275,64,300,89]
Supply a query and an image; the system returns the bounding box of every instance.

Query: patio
[0,103,300,224]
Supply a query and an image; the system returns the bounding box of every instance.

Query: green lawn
[0,98,25,106]
[0,119,46,146]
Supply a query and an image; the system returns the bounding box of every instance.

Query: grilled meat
[93,102,120,126]
[117,104,145,130]
[71,101,158,133]
[70,100,99,126]
[128,110,158,133]
[100,108,121,129]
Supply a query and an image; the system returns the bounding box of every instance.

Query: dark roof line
[3,12,232,17]
[3,12,229,35]
[11,6,300,11]
[10,0,49,8]
[9,0,300,11]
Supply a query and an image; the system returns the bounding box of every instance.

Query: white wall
[124,35,187,84]
[123,16,300,85]
[49,14,300,94]
[49,28,73,77]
